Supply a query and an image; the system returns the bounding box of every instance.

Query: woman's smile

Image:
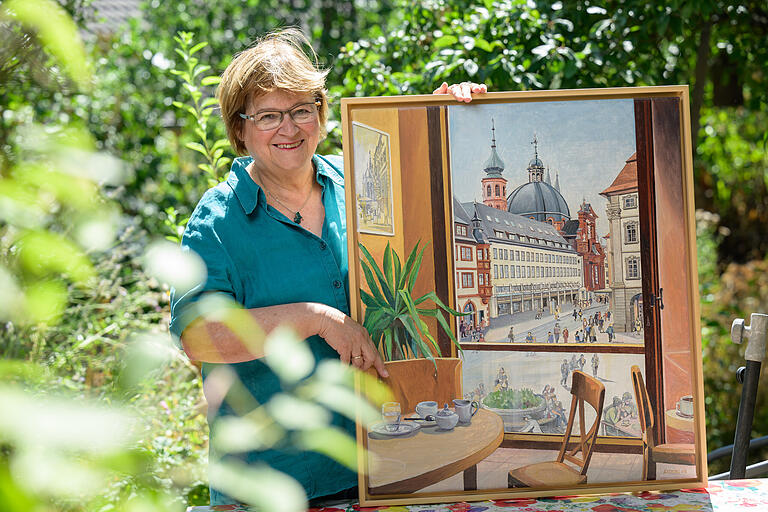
[274,140,304,150]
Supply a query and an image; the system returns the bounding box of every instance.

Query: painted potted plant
[481,387,548,432]
[358,241,464,363]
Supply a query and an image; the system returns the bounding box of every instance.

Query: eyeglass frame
[238,100,322,131]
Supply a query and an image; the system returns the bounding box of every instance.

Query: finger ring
[352,355,363,360]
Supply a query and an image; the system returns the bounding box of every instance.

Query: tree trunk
[690,18,712,158]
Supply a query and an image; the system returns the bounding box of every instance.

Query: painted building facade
[600,152,643,333]
[453,199,491,333]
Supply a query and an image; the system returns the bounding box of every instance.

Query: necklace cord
[253,168,313,224]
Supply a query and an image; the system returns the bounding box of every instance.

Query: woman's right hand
[314,304,389,378]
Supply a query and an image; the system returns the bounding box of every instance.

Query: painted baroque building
[600,153,643,332]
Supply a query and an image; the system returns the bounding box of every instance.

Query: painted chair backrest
[557,370,606,475]
[366,358,463,414]
[631,365,657,446]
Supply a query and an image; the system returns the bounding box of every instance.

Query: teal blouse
[169,154,356,504]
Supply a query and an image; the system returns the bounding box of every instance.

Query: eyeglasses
[239,101,321,131]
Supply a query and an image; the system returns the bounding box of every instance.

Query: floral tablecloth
[187,479,768,512]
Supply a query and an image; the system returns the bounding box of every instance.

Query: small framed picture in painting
[352,121,395,236]
[342,86,706,507]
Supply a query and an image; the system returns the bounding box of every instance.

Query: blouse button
[333,280,342,289]
[320,241,327,250]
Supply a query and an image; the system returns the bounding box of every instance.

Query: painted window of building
[624,194,637,209]
[460,246,473,261]
[462,272,474,288]
[478,273,484,286]
[494,265,498,279]
[626,256,640,279]
[493,247,497,259]
[477,248,483,260]
[456,224,467,236]
[487,185,491,196]
[495,184,500,196]
[625,221,638,244]
[516,266,521,278]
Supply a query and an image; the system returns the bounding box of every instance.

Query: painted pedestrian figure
[560,359,569,387]
[591,353,600,377]
[494,367,509,392]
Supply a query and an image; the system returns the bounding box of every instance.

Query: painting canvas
[353,121,395,236]
[342,87,706,506]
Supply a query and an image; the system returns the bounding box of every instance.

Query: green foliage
[0,0,118,325]
[170,31,231,188]
[695,107,768,262]
[483,388,543,410]
[359,241,464,363]
[698,210,768,473]
[162,31,233,242]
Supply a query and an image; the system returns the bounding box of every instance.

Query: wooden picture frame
[342,86,707,506]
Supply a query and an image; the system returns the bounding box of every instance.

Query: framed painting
[342,86,707,506]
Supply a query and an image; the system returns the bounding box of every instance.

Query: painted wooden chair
[631,365,696,480]
[508,370,605,488]
[366,358,463,414]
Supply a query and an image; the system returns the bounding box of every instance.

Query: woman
[169,29,486,506]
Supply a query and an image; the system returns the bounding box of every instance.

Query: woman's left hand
[433,81,488,102]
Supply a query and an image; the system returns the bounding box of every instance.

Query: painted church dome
[507,181,571,223]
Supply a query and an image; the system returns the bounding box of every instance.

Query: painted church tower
[481,119,508,211]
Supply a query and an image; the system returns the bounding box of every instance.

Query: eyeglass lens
[252,103,318,130]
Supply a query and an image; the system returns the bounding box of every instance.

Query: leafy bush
[483,388,543,410]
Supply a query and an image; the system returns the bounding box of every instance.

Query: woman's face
[240,89,320,178]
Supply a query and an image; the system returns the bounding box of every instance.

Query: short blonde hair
[217,28,330,156]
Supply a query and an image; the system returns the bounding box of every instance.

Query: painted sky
[447,99,636,238]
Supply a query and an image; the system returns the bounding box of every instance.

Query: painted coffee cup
[453,399,479,423]
[676,395,694,417]
[415,401,438,418]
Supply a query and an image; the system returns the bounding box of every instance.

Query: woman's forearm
[180,302,332,363]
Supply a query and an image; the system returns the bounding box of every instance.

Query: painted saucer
[370,422,416,436]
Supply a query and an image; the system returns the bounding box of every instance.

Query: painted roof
[507,180,571,222]
[600,152,638,196]
[462,201,574,252]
